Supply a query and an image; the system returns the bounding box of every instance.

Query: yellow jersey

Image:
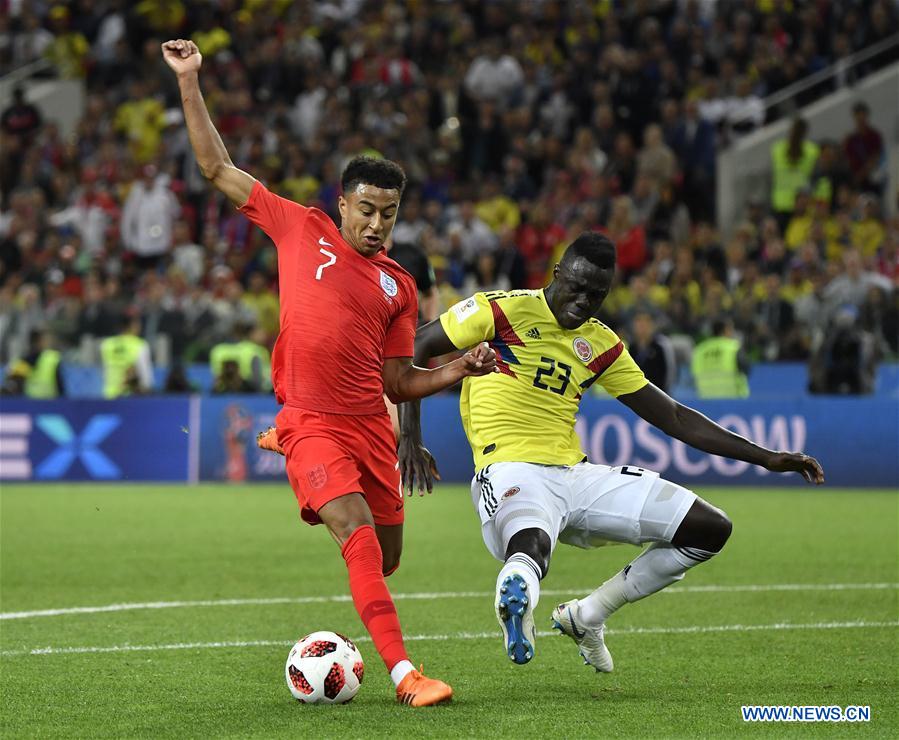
[440,289,648,469]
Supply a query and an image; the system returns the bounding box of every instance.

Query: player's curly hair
[341,156,407,196]
[563,231,616,270]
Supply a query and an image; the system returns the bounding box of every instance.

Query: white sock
[496,552,542,609]
[390,659,415,686]
[578,543,715,625]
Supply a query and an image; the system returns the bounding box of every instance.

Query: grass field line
[2,620,896,659]
[1,582,896,622]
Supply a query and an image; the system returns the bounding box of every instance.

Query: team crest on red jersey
[573,337,593,362]
[380,270,398,297]
[306,464,328,489]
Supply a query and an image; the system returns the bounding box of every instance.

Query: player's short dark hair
[341,156,407,196]
[562,232,617,271]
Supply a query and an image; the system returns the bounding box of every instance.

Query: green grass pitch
[1,483,896,738]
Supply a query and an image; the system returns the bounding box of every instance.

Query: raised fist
[161,39,202,75]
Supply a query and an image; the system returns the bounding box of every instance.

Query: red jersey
[239,181,418,414]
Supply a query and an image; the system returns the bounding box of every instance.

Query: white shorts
[470,461,697,562]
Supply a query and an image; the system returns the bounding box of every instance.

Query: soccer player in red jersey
[163,38,497,706]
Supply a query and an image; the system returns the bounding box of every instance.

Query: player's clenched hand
[161,39,202,75]
[459,341,498,377]
[766,452,825,484]
[397,436,441,496]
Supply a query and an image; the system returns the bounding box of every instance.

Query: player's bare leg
[317,494,451,706]
[555,496,732,672]
[375,523,403,577]
[495,528,551,664]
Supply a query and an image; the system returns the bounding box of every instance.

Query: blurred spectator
[387,239,439,324]
[140,276,183,361]
[209,322,270,393]
[824,249,893,313]
[44,5,90,79]
[646,183,691,247]
[494,227,527,290]
[631,175,658,227]
[691,318,750,399]
[603,197,647,282]
[464,36,524,109]
[475,178,521,234]
[725,77,765,136]
[843,102,884,194]
[755,274,803,360]
[811,141,851,208]
[809,305,878,394]
[771,118,820,231]
[170,220,204,285]
[852,194,886,257]
[163,363,197,394]
[447,200,497,265]
[636,124,677,186]
[1,329,65,399]
[391,191,428,246]
[49,168,116,255]
[212,358,255,394]
[241,272,280,341]
[113,80,166,164]
[794,270,834,344]
[100,313,153,398]
[859,285,896,358]
[2,87,42,142]
[516,202,564,289]
[0,359,30,396]
[604,131,638,195]
[628,310,676,394]
[121,164,179,270]
[670,99,717,221]
[13,12,54,67]
[77,274,121,337]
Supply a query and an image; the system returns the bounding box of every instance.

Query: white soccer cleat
[551,599,614,673]
[495,573,536,664]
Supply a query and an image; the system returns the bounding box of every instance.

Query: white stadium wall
[717,62,899,235]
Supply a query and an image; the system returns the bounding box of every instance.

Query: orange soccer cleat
[256,426,284,456]
[395,667,453,707]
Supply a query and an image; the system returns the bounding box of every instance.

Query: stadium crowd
[0,0,897,397]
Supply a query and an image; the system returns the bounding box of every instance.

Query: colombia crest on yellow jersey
[440,289,647,469]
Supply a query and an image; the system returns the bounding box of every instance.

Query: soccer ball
[285,631,364,704]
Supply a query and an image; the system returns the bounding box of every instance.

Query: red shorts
[275,406,403,526]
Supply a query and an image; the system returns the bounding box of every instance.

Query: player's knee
[709,508,733,552]
[505,528,551,578]
[319,494,375,544]
[694,505,732,553]
[673,499,732,553]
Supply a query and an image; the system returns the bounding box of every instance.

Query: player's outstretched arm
[383,342,496,404]
[395,318,465,495]
[161,39,255,207]
[618,383,825,484]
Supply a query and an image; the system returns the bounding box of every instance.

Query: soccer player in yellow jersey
[399,232,824,671]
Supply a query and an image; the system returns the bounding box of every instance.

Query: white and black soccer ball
[285,631,364,704]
